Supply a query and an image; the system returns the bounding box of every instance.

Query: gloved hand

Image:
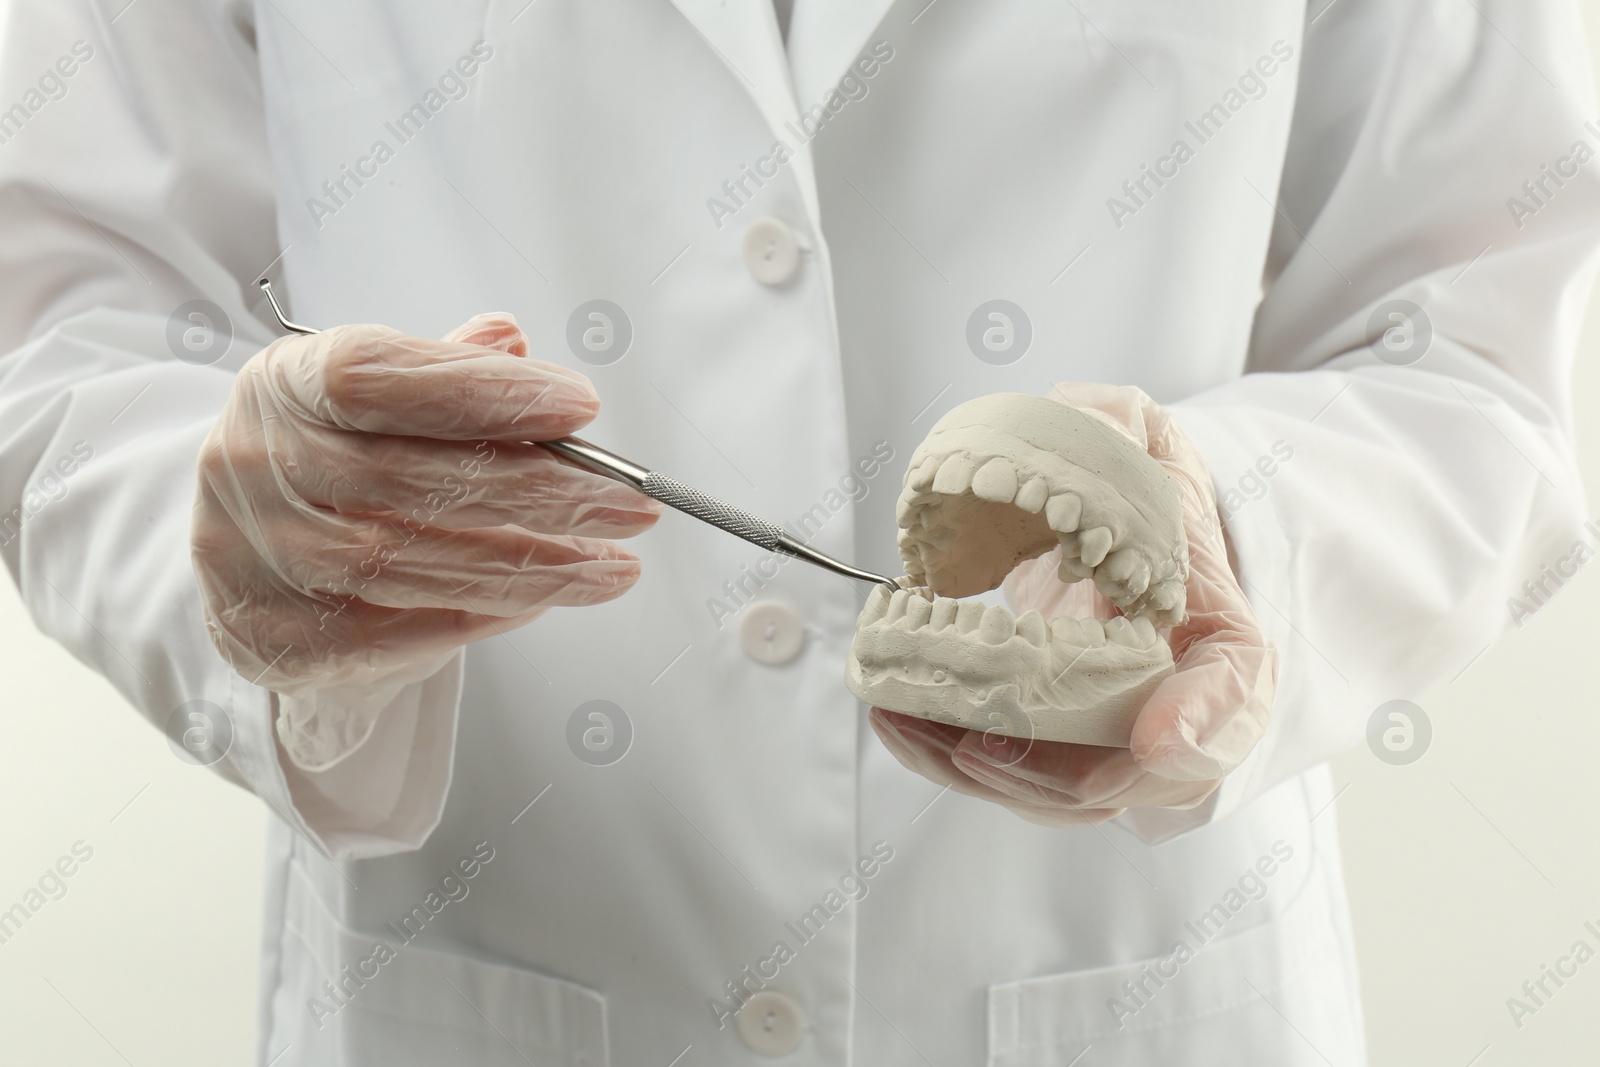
[869,382,1277,826]
[192,312,661,769]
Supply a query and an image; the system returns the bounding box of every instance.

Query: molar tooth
[903,593,933,630]
[908,457,939,492]
[932,454,977,496]
[1045,493,1082,532]
[1016,611,1047,646]
[1129,616,1160,647]
[860,584,891,625]
[929,597,959,630]
[1058,557,1097,581]
[955,600,986,634]
[1015,475,1050,514]
[1150,580,1183,613]
[1097,548,1150,597]
[979,605,1014,644]
[1079,527,1113,567]
[885,589,910,624]
[971,458,1019,503]
[1104,616,1139,647]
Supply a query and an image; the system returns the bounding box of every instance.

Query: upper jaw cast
[895,392,1188,627]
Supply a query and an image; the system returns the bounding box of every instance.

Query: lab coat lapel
[783,0,899,107]
[661,0,824,229]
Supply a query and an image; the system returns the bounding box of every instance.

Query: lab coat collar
[662,0,823,228]
[783,0,899,108]
[662,0,899,233]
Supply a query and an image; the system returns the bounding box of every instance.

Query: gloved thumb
[443,312,529,356]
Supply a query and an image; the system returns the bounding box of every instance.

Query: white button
[736,990,806,1056]
[743,218,801,285]
[739,600,806,665]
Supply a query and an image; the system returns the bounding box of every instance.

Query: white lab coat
[2,0,1596,1063]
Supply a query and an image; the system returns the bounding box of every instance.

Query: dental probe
[257,280,900,590]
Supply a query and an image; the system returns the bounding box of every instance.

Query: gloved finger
[286,599,550,684]
[280,430,662,538]
[265,512,643,615]
[1005,803,1127,828]
[869,707,1027,802]
[261,324,601,441]
[213,594,549,693]
[1128,559,1275,781]
[869,709,1121,824]
[950,731,1222,810]
[441,312,530,356]
[194,500,554,688]
[200,495,640,622]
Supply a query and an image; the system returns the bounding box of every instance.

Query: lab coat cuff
[273,649,459,773]
[1113,402,1293,843]
[227,652,464,860]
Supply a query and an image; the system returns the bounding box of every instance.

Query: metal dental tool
[257,279,900,589]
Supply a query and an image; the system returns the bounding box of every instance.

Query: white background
[2,6,1599,1066]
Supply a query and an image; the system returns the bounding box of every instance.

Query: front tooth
[861,584,891,625]
[955,600,986,634]
[885,589,911,624]
[1079,527,1113,567]
[1104,616,1139,646]
[979,605,1014,644]
[1129,616,1160,647]
[1049,617,1083,644]
[1099,548,1150,596]
[932,454,977,495]
[908,457,939,492]
[903,593,933,629]
[895,495,917,529]
[1079,618,1107,646]
[1015,476,1049,514]
[929,597,959,630]
[1045,493,1082,532]
[1016,611,1047,646]
[971,458,1019,503]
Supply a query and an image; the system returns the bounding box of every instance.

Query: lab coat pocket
[266,862,608,1066]
[986,860,1363,1067]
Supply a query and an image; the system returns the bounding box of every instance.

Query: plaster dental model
[845,393,1190,748]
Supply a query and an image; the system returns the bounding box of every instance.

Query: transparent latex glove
[192,313,661,769]
[869,383,1277,827]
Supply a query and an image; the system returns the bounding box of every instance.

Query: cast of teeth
[846,393,1190,748]
[861,585,1163,652]
[897,448,1187,627]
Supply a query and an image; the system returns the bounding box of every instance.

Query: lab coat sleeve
[0,0,461,859]
[1119,0,1600,844]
